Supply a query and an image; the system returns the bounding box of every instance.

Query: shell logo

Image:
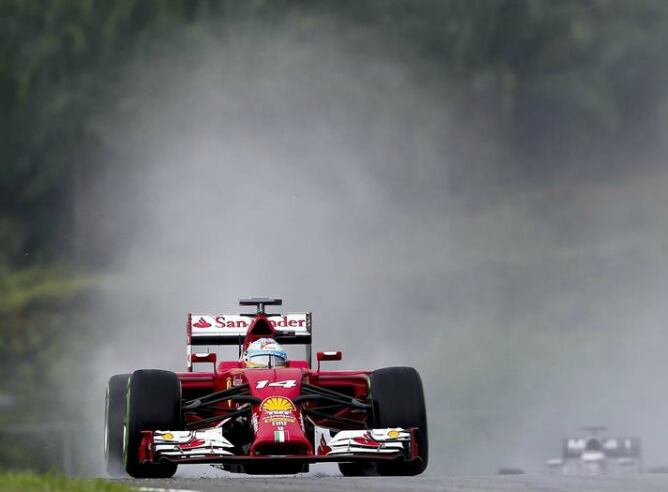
[261,396,295,412]
[387,429,401,439]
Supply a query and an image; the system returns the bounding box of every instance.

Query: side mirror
[191,352,217,373]
[316,351,342,371]
[317,351,342,361]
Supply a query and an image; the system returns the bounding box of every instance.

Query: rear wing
[186,311,312,371]
[188,312,312,346]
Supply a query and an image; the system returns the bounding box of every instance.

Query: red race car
[105,298,428,477]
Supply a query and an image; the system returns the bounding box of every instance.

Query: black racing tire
[105,374,130,477]
[124,369,182,478]
[371,366,428,476]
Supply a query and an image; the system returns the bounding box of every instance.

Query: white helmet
[243,338,288,368]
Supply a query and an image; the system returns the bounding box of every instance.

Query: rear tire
[105,374,130,477]
[124,369,182,478]
[371,366,428,476]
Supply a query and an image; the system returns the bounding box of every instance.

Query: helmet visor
[245,353,287,368]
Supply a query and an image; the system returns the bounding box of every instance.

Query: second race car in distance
[546,426,642,475]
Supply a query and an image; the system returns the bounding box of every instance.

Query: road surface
[119,473,668,492]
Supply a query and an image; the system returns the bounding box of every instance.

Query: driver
[242,338,288,368]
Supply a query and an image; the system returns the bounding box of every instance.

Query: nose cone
[251,395,312,455]
[582,451,606,462]
[243,369,313,456]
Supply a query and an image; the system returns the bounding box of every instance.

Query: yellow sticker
[261,396,295,412]
[162,433,174,440]
[387,430,400,438]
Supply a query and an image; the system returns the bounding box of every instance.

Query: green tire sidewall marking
[123,377,132,468]
[104,383,110,460]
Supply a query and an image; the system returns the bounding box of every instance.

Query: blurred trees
[3,0,667,266]
[1,0,667,472]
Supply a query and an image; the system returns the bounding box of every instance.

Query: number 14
[255,379,297,389]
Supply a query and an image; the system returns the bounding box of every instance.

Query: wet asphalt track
[120,473,668,492]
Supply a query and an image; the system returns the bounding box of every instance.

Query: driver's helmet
[585,438,603,452]
[242,338,288,368]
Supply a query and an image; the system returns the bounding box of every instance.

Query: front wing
[139,427,418,465]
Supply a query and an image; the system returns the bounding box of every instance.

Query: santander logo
[192,317,212,328]
[190,313,308,330]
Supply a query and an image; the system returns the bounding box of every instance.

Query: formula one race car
[105,298,428,478]
[546,426,642,475]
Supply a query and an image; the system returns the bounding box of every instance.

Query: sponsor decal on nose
[261,397,295,412]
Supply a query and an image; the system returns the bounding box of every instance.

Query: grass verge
[0,473,134,492]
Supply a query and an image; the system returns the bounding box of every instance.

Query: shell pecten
[261,396,295,412]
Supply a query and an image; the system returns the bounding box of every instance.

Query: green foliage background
[1,0,668,473]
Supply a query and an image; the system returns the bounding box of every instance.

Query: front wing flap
[141,427,417,464]
[319,428,412,456]
[153,428,235,458]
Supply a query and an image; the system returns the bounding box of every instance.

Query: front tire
[371,366,428,476]
[124,369,182,478]
[105,374,130,477]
